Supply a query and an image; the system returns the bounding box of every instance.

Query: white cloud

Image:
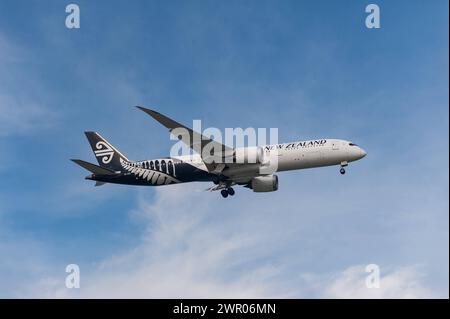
[0,93,56,136]
[23,183,443,299]
[312,265,436,299]
[0,225,58,298]
[34,184,290,298]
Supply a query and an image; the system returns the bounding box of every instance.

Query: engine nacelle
[251,174,279,192]
[233,146,269,164]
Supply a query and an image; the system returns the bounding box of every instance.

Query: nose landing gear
[340,161,348,175]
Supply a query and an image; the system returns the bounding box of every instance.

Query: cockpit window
[349,143,358,146]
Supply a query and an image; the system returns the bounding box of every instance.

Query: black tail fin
[84,131,129,171]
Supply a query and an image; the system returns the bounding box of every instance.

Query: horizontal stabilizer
[71,159,117,175]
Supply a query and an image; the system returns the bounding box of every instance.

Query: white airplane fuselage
[74,108,367,197]
[178,138,367,178]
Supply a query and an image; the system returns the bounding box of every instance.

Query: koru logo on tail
[94,141,114,164]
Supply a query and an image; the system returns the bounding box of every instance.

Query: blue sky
[0,0,448,297]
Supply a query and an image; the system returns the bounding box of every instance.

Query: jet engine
[250,174,279,192]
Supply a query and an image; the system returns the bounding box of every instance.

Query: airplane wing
[136,106,234,173]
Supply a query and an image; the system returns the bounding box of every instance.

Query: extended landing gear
[340,161,348,175]
[220,187,235,198]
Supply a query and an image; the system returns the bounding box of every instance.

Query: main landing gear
[220,187,235,198]
[340,161,348,175]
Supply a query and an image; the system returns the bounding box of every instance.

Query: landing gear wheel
[221,189,229,198]
[227,187,235,196]
[340,168,346,175]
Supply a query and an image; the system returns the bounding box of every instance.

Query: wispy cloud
[22,183,443,298]
[307,265,436,299]
[0,33,57,137]
[33,184,289,298]
[0,93,56,136]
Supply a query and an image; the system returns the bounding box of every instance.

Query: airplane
[72,106,367,198]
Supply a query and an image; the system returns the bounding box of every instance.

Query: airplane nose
[359,147,367,158]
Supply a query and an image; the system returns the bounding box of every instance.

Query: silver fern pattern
[120,158,180,185]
